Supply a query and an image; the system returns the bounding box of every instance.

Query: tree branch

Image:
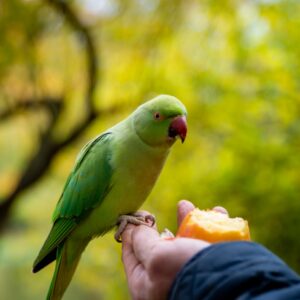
[0,0,100,232]
[46,0,98,116]
[0,97,62,121]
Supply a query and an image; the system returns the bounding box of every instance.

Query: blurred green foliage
[1,0,300,299]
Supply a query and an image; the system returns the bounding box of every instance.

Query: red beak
[168,116,187,143]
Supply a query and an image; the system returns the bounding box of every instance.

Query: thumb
[177,200,195,227]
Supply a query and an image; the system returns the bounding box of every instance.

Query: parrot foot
[114,212,156,243]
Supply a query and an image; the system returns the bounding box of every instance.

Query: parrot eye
[153,112,162,120]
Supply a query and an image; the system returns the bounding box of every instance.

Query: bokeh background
[1,0,300,299]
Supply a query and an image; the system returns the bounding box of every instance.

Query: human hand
[121,200,213,300]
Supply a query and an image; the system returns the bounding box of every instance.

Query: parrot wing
[33,132,113,272]
[53,132,113,220]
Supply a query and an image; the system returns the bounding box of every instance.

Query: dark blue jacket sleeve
[169,242,300,300]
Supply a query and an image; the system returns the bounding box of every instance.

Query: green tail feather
[47,240,87,300]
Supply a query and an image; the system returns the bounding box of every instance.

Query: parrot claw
[114,212,156,243]
[132,212,156,227]
[144,214,156,227]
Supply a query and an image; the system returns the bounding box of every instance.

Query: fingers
[121,203,228,274]
[121,211,159,275]
[121,224,139,277]
[177,200,195,227]
[131,225,160,266]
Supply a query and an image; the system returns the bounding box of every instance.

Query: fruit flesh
[177,208,250,243]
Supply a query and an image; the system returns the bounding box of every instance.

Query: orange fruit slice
[177,208,250,243]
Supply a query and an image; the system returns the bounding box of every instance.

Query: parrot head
[133,95,187,147]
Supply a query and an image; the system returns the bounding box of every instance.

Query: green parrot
[33,94,187,300]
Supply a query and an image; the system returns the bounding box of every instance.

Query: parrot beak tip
[168,116,187,143]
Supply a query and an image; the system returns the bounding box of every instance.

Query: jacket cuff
[169,241,300,300]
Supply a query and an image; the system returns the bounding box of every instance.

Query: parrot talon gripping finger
[114,214,155,242]
[132,211,156,227]
[145,214,156,226]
